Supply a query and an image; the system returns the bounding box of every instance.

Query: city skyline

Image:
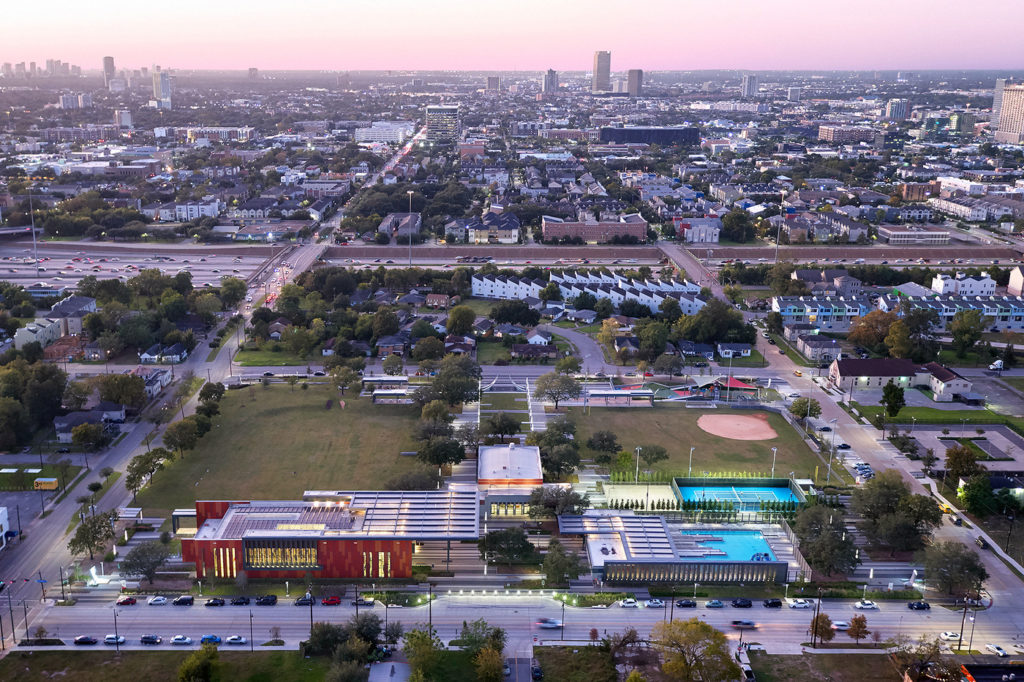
[3,0,1024,72]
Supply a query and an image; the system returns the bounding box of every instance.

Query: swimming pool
[677,485,799,512]
[677,529,776,562]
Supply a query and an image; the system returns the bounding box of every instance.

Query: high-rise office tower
[1,64,12,78]
[949,112,976,135]
[152,66,172,109]
[787,86,802,102]
[14,63,26,77]
[102,56,115,87]
[885,98,909,120]
[995,84,1024,144]
[425,105,460,143]
[486,76,500,91]
[542,69,558,93]
[248,67,258,80]
[627,69,643,97]
[29,62,36,77]
[114,110,133,127]
[740,74,758,98]
[993,78,1013,125]
[592,51,611,92]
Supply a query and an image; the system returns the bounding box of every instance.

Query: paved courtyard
[911,425,1024,473]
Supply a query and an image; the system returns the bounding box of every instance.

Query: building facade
[592,51,611,93]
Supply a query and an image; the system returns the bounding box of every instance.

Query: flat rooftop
[478,444,543,486]
[194,490,479,542]
[559,510,678,568]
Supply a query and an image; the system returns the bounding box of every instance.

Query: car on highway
[731,598,753,608]
[763,599,783,608]
[907,601,931,611]
[705,599,724,608]
[939,631,961,641]
[140,634,162,645]
[231,596,250,605]
[200,635,221,644]
[645,599,664,608]
[256,595,278,606]
[147,596,167,606]
[294,596,314,606]
[789,599,813,609]
[854,600,877,610]
[676,599,697,608]
[74,636,98,645]
[225,635,247,645]
[116,596,137,606]
[536,617,563,629]
[986,644,1008,657]
[620,598,639,608]
[172,595,194,606]
[171,635,192,645]
[104,634,126,645]
[205,598,225,607]
[321,596,341,606]
[730,620,757,630]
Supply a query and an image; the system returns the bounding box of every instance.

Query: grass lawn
[0,650,331,682]
[477,340,511,364]
[770,334,815,367]
[1001,376,1024,395]
[938,349,985,367]
[549,331,575,355]
[533,646,617,682]
[567,405,834,481]
[852,403,1005,426]
[747,651,899,682]
[0,464,80,492]
[234,347,312,367]
[135,385,423,518]
[480,392,528,412]
[427,650,477,681]
[718,349,767,368]
[462,297,499,317]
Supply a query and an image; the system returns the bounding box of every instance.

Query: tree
[458,618,506,657]
[919,541,988,595]
[945,444,985,484]
[412,336,444,361]
[381,354,404,376]
[218,277,247,307]
[474,647,504,682]
[810,613,835,644]
[444,305,475,336]
[788,397,821,421]
[881,379,905,419]
[651,618,741,682]
[539,282,561,301]
[98,374,147,408]
[639,444,669,469]
[533,372,581,409]
[198,381,226,404]
[348,612,383,645]
[306,622,349,656]
[178,642,218,682]
[950,309,988,358]
[542,443,581,479]
[765,311,784,335]
[384,620,404,645]
[596,318,620,346]
[62,380,90,411]
[847,614,870,645]
[528,486,590,518]
[848,310,897,350]
[555,356,581,375]
[851,470,942,554]
[586,430,620,457]
[386,468,442,490]
[674,298,754,345]
[792,504,859,576]
[489,300,540,326]
[417,438,465,469]
[164,418,199,457]
[325,662,368,682]
[120,541,171,584]
[478,527,535,568]
[68,510,117,560]
[652,353,683,376]
[901,307,940,363]
[721,209,755,242]
[889,636,960,682]
[484,412,520,442]
[542,539,583,585]
[403,626,444,677]
[72,422,107,451]
[884,320,913,359]
[330,367,360,396]
[959,474,997,516]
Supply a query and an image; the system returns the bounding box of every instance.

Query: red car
[321,596,341,606]
[116,596,137,606]
[644,372,653,377]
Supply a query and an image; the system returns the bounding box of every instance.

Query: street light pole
[771,447,778,478]
[249,610,254,652]
[688,447,695,477]
[407,190,414,266]
[113,608,120,653]
[635,447,641,484]
[826,419,837,485]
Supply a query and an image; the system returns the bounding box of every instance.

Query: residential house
[161,343,188,363]
[676,340,715,360]
[376,333,409,357]
[47,295,97,336]
[717,343,752,359]
[791,270,863,297]
[829,358,974,403]
[13,318,62,350]
[425,293,458,309]
[1009,266,1024,296]
[796,334,841,363]
[510,344,558,360]
[139,343,162,363]
[931,272,996,296]
[268,317,292,340]
[377,213,422,239]
[526,329,552,345]
[614,336,640,354]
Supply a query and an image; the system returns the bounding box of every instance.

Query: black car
[907,601,931,611]
[532,664,543,680]
[262,371,274,377]
[140,634,162,645]
[205,598,225,607]
[172,595,194,606]
[57,447,70,454]
[294,596,314,606]
[74,635,98,645]
[731,598,753,608]
[231,596,250,605]
[837,443,851,450]
[256,595,278,606]
[675,599,697,608]
[762,598,783,608]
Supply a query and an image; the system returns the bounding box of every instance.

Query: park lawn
[937,349,985,367]
[567,405,830,481]
[234,347,314,367]
[0,464,80,492]
[747,651,900,682]
[534,646,618,682]
[480,392,528,412]
[0,650,331,682]
[135,385,423,518]
[477,340,511,364]
[852,403,1004,426]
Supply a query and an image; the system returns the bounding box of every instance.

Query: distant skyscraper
[627,69,643,97]
[993,78,1012,125]
[248,67,259,81]
[486,76,500,91]
[1,63,12,78]
[787,86,802,102]
[114,110,133,128]
[995,84,1024,144]
[885,98,909,120]
[592,51,611,93]
[29,62,36,77]
[152,67,172,109]
[740,74,758,98]
[102,56,115,88]
[542,69,558,93]
[425,105,460,143]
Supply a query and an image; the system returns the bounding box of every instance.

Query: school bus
[33,478,59,491]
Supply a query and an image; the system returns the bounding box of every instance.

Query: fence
[780,518,814,583]
[601,559,788,585]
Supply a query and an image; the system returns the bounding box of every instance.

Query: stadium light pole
[770,447,778,478]
[688,447,695,477]
[635,447,641,484]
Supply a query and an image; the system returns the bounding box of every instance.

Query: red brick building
[180,490,479,580]
[541,214,647,244]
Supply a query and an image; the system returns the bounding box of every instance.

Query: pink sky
[3,0,1022,72]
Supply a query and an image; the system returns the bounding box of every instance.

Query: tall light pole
[826,419,838,485]
[770,447,778,478]
[635,447,642,484]
[406,190,414,266]
[688,447,695,477]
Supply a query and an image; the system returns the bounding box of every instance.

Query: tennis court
[678,485,798,511]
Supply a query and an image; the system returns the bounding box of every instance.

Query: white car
[854,600,877,610]
[645,599,665,608]
[148,596,168,605]
[986,644,1008,657]
[104,634,126,645]
[939,631,961,641]
[831,621,849,631]
[620,598,639,608]
[789,599,813,609]
[171,635,192,645]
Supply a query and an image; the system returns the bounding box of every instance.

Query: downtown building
[592,51,611,93]
[425,105,460,144]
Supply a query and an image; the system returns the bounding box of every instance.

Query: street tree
[652,353,683,376]
[457,618,506,658]
[72,422,107,451]
[555,356,581,375]
[411,336,444,361]
[788,397,821,421]
[178,642,218,682]
[959,474,996,516]
[164,419,199,457]
[881,379,905,419]
[403,626,444,678]
[532,372,582,409]
[542,539,582,585]
[847,614,870,645]
[474,647,504,682]
[527,487,590,518]
[484,412,519,442]
[68,510,117,560]
[950,309,988,358]
[651,618,741,682]
[810,613,835,644]
[478,527,535,568]
[98,374,147,409]
[198,381,226,404]
[120,541,172,584]
[945,444,985,484]
[381,354,404,376]
[852,470,941,554]
[919,541,989,595]
[330,367,360,396]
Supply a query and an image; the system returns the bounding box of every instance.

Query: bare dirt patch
[697,413,778,441]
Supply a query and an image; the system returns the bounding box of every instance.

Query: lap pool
[677,529,776,562]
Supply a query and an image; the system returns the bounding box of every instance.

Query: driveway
[538,324,614,373]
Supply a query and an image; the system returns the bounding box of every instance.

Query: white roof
[477,444,543,486]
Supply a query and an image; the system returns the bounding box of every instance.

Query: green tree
[458,618,506,658]
[847,614,870,645]
[881,379,905,418]
[178,642,218,682]
[484,412,520,442]
[198,381,226,404]
[412,336,444,361]
[849,310,898,351]
[765,311,784,335]
[639,444,669,470]
[218,277,247,307]
[949,308,987,358]
[416,438,465,469]
[652,618,741,682]
[542,539,582,585]
[474,647,504,682]
[586,430,620,457]
[532,372,582,409]
[721,209,755,243]
[555,356,581,375]
[541,443,581,479]
[539,282,561,301]
[478,527,535,568]
[68,510,117,560]
[793,504,859,576]
[919,541,989,595]
[884,320,913,359]
[382,354,404,376]
[72,422,107,451]
[306,622,349,656]
[527,487,590,518]
[652,353,683,376]
[959,474,996,516]
[445,305,475,336]
[403,626,443,677]
[164,418,199,457]
[62,380,90,411]
[788,397,821,421]
[810,613,835,645]
[851,470,942,554]
[945,444,985,484]
[120,541,171,584]
[347,612,383,645]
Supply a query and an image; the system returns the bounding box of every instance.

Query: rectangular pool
[677,485,798,511]
[677,529,776,562]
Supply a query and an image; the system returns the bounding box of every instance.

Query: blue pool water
[677,485,798,511]
[677,529,776,562]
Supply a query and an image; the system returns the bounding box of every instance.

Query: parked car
[645,599,664,608]
[705,600,724,608]
[620,598,639,608]
[676,599,697,608]
[907,601,931,611]
[172,595,194,606]
[140,634,162,645]
[762,599,783,608]
[230,596,250,606]
[789,599,813,609]
[321,596,342,606]
[147,596,167,606]
[854,600,877,610]
[731,598,753,608]
[225,635,247,645]
[171,635,192,645]
[116,596,137,606]
[204,598,225,607]
[74,636,98,645]
[352,597,375,607]
[104,634,126,645]
[986,644,1008,657]
[294,596,314,606]
[256,595,277,606]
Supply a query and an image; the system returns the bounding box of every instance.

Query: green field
[480,392,528,412]
[1001,376,1024,395]
[233,347,313,366]
[718,348,767,367]
[852,403,1004,426]
[476,340,511,364]
[135,385,424,518]
[568,405,834,481]
[0,464,80,492]
[534,646,617,682]
[0,650,330,682]
[747,651,899,682]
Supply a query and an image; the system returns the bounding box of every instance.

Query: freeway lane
[28,594,1023,656]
